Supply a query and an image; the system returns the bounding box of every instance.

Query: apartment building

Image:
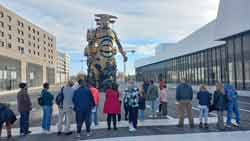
[0,4,56,91]
[56,51,70,84]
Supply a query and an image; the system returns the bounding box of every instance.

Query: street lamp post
[123,50,136,81]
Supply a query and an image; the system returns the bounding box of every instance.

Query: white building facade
[135,0,250,90]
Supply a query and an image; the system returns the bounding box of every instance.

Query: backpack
[38,96,44,106]
[56,87,64,108]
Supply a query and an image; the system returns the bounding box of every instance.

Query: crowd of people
[0,76,241,139]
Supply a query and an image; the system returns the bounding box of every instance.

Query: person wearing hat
[17,81,32,136]
[41,82,54,133]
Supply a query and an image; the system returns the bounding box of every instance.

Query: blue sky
[0,0,220,75]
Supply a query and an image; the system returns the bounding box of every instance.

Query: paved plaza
[1,83,250,141]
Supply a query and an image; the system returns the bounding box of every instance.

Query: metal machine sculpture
[84,14,127,89]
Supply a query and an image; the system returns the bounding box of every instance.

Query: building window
[33,36,35,40]
[8,25,11,30]
[32,28,35,33]
[28,41,31,46]
[0,41,4,47]
[7,16,11,22]
[44,41,46,44]
[43,34,46,38]
[33,43,35,47]
[0,21,4,27]
[37,45,40,49]
[37,52,40,56]
[0,31,4,37]
[0,11,4,18]
[28,49,31,54]
[28,26,31,31]
[37,38,40,42]
[18,46,25,54]
[21,39,24,44]
[37,31,39,35]
[7,43,12,48]
[28,34,31,38]
[17,37,20,43]
[8,34,12,40]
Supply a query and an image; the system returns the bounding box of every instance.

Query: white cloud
[0,0,220,74]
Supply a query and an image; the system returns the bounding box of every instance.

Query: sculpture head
[95,14,117,29]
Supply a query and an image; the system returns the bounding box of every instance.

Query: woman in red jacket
[103,83,121,130]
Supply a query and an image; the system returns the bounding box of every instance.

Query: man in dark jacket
[17,81,32,136]
[176,80,194,128]
[73,79,95,138]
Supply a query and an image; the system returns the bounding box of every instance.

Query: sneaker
[76,133,81,138]
[233,123,240,127]
[20,133,25,137]
[86,132,91,137]
[199,122,203,128]
[204,123,209,129]
[65,131,73,136]
[225,125,232,128]
[129,127,136,132]
[57,131,62,136]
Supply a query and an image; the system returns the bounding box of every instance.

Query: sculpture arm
[114,32,128,62]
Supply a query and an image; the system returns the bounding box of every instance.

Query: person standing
[123,88,129,120]
[146,80,159,118]
[126,80,140,132]
[103,83,121,130]
[73,80,95,138]
[41,82,54,133]
[57,80,75,136]
[197,85,212,128]
[17,81,32,136]
[213,83,228,130]
[176,80,194,128]
[160,84,168,118]
[138,92,146,122]
[224,84,240,128]
[0,103,16,139]
[89,84,100,126]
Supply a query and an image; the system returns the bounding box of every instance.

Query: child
[126,80,139,132]
[138,92,146,122]
[213,83,227,130]
[197,85,212,128]
[160,85,168,118]
[0,103,17,139]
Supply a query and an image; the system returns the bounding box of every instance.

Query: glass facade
[136,31,250,90]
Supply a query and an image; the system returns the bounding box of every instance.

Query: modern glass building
[135,0,250,90]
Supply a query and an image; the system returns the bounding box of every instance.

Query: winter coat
[73,86,95,113]
[90,86,100,105]
[0,103,17,125]
[176,83,193,101]
[224,84,238,103]
[146,84,159,101]
[103,88,121,114]
[62,86,74,109]
[17,89,32,112]
[197,91,212,106]
[142,82,149,94]
[138,95,146,110]
[160,88,168,102]
[41,89,54,106]
[213,91,228,111]
[127,87,140,108]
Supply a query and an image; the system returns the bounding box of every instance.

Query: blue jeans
[91,106,98,126]
[20,112,30,134]
[150,100,157,117]
[227,100,240,126]
[42,106,53,131]
[199,105,208,123]
[139,110,145,121]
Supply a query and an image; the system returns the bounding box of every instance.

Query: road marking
[192,107,217,116]
[84,131,250,141]
[239,108,250,113]
[1,117,219,137]
[238,101,250,105]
